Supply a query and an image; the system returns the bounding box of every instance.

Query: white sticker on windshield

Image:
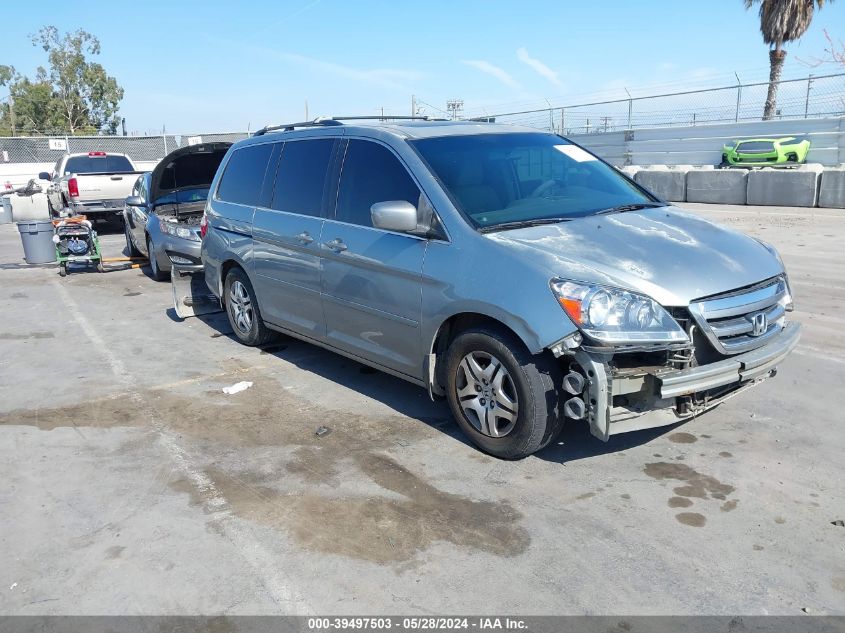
[554,144,597,162]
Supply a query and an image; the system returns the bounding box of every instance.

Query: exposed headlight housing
[755,240,794,311]
[550,279,688,344]
[160,219,200,242]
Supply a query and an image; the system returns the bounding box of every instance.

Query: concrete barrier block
[819,169,845,208]
[634,169,687,202]
[746,165,822,207]
[619,166,641,179]
[686,169,748,205]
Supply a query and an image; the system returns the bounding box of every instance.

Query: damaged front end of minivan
[547,275,801,441]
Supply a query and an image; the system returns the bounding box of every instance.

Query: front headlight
[159,219,200,242]
[550,279,688,344]
[755,240,794,311]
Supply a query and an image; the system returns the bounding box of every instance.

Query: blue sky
[1,0,842,133]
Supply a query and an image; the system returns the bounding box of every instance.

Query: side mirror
[38,172,51,181]
[125,195,144,207]
[371,200,418,232]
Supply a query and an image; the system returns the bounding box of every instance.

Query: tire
[59,262,67,277]
[223,267,276,347]
[444,325,564,459]
[147,236,169,281]
[125,223,141,257]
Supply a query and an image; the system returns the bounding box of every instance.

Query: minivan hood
[488,206,783,306]
[150,142,231,204]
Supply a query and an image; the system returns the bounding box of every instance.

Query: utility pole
[305,100,309,120]
[411,94,417,117]
[446,99,464,120]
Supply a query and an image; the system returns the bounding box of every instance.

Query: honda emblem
[750,311,768,337]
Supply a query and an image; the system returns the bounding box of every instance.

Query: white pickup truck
[41,152,144,219]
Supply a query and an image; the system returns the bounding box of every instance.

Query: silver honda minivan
[201,118,800,459]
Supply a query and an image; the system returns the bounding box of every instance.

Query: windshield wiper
[594,202,667,215]
[479,217,572,234]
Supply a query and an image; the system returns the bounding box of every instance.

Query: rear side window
[64,155,134,175]
[216,143,274,206]
[335,140,420,228]
[270,138,334,217]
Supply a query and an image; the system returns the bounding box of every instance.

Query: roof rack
[252,115,448,136]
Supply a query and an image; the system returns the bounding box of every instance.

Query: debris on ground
[832,519,844,527]
[222,381,253,395]
[315,425,331,437]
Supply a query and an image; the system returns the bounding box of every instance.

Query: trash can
[17,220,56,264]
[0,196,12,224]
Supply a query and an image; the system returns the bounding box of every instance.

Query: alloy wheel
[455,350,519,437]
[228,280,253,334]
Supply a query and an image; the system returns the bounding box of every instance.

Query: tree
[745,0,831,119]
[820,28,845,65]
[0,27,123,135]
[31,26,124,134]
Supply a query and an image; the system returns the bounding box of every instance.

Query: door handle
[296,231,314,244]
[110,175,123,181]
[325,238,348,252]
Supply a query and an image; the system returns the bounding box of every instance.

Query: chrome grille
[688,277,789,355]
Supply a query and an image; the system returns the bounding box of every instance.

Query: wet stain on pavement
[644,463,735,500]
[719,451,733,458]
[668,432,697,444]
[105,545,125,559]
[10,292,27,299]
[285,446,339,485]
[668,496,693,508]
[676,512,706,527]
[576,492,596,500]
[1,373,526,564]
[831,577,845,593]
[206,452,529,564]
[123,290,142,297]
[645,462,736,526]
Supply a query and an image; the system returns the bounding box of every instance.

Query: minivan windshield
[410,132,661,231]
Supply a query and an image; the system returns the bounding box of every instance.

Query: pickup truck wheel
[224,268,276,346]
[146,237,169,281]
[125,224,141,257]
[445,326,564,459]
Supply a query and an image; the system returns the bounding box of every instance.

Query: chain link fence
[1,74,843,164]
[470,73,845,134]
[0,132,249,165]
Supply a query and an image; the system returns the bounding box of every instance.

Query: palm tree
[745,0,830,119]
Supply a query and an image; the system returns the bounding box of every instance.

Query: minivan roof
[250,117,544,141]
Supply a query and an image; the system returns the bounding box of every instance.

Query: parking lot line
[50,277,314,615]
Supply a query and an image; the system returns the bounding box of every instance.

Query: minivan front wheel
[445,326,564,459]
[224,268,275,346]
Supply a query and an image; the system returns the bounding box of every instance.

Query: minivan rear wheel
[445,326,564,459]
[224,267,276,346]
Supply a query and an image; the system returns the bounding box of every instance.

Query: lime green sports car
[721,136,811,167]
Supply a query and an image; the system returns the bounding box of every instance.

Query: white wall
[570,116,845,166]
